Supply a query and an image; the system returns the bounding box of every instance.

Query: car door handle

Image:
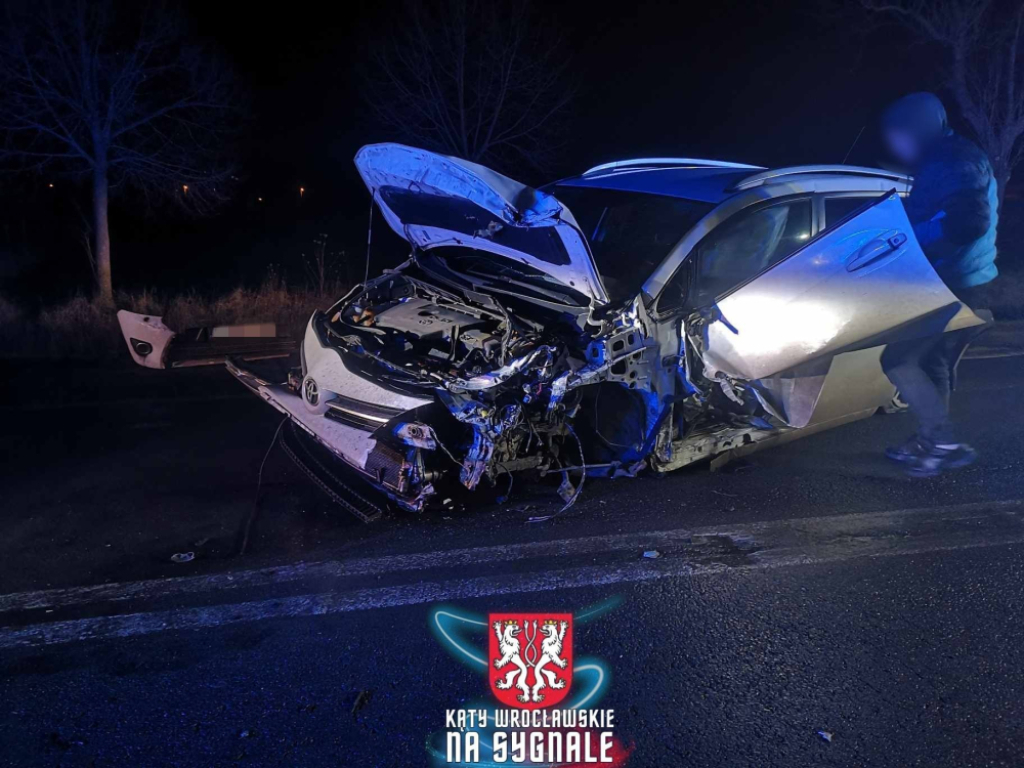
[847,233,907,272]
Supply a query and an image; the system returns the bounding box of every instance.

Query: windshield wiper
[416,252,579,304]
[457,263,577,303]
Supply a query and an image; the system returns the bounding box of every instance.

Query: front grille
[325,407,384,432]
[325,394,405,433]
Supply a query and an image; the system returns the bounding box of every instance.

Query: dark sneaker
[885,434,927,463]
[905,444,977,478]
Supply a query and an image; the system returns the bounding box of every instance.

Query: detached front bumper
[116,310,297,369]
[227,360,436,516]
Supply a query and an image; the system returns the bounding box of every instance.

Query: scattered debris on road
[170,552,195,564]
[643,550,662,559]
[352,689,374,716]
[817,730,833,743]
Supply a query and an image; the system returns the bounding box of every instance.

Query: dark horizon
[0,0,975,302]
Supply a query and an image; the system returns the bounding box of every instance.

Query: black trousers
[880,285,990,445]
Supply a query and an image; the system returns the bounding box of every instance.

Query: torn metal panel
[460,430,494,490]
[748,356,832,428]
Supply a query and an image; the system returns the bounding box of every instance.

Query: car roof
[553,159,912,205]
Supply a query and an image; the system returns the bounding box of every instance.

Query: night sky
[1,0,944,300]
[194,0,935,190]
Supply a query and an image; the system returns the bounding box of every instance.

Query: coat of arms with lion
[488,613,573,709]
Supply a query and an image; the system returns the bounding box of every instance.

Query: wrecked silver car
[117,145,989,521]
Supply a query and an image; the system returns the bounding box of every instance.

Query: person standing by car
[878,92,999,477]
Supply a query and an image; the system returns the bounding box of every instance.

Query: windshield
[551,186,714,301]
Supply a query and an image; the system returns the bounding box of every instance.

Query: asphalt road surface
[1,355,1023,767]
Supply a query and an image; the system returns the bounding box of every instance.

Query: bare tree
[304,233,339,296]
[363,0,572,172]
[0,0,241,304]
[855,0,1024,206]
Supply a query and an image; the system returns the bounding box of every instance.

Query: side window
[824,196,872,227]
[660,199,812,312]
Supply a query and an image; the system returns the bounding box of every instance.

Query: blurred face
[884,127,919,166]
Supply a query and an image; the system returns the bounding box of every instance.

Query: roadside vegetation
[0,279,335,362]
[3,267,1024,363]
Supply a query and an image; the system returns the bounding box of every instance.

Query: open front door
[696,191,987,426]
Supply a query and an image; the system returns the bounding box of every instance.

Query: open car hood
[354,143,608,303]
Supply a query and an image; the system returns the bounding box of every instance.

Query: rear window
[551,186,714,301]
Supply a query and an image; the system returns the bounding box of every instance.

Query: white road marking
[0,500,1022,649]
[0,529,697,612]
[3,499,1020,614]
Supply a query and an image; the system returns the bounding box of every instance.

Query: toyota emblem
[303,377,319,406]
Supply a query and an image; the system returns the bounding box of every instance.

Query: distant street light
[47,183,54,188]
[182,184,189,194]
[299,186,305,198]
[258,196,263,202]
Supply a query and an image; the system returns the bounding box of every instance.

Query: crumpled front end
[226,312,436,516]
[256,270,659,516]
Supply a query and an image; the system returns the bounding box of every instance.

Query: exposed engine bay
[338,286,517,382]
[294,270,660,514]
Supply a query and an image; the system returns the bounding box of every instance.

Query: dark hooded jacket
[883,92,998,289]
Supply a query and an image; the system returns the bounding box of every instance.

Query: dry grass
[0,282,336,361]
